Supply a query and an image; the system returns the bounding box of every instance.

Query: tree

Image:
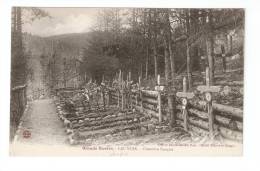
[11,7,50,87]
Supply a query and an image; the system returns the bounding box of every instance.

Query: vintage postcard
[9,7,244,156]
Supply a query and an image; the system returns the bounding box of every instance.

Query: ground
[12,99,68,146]
[10,98,241,156]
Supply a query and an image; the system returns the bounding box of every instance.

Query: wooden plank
[158,92,162,123]
[141,90,158,97]
[197,85,221,93]
[176,92,194,99]
[188,100,243,119]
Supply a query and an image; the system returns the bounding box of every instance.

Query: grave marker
[155,75,164,123]
[176,77,194,131]
[197,67,221,138]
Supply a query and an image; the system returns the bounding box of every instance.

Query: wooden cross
[197,67,221,138]
[155,75,165,123]
[176,77,194,131]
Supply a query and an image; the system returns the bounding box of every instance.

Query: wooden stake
[138,76,143,112]
[176,77,194,131]
[156,75,162,123]
[206,67,213,137]
[197,67,221,138]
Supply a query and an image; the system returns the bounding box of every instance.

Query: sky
[23,8,100,37]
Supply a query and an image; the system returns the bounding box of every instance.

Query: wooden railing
[10,84,27,141]
[108,81,243,142]
[54,79,243,142]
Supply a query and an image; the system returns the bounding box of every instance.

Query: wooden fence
[108,77,243,142]
[55,75,243,142]
[10,84,27,141]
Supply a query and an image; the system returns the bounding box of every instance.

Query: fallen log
[141,90,158,98]
[74,121,151,140]
[177,112,242,142]
[176,105,208,120]
[142,97,158,105]
[189,100,243,119]
[77,118,141,132]
[176,106,243,132]
[72,113,142,129]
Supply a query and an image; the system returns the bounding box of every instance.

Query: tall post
[221,45,226,72]
[128,71,132,109]
[157,75,162,123]
[206,11,215,86]
[176,77,194,131]
[138,76,143,112]
[186,41,192,90]
[121,72,125,110]
[183,77,188,130]
[118,70,121,108]
[206,67,213,137]
[63,58,66,88]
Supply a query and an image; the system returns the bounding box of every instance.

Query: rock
[125,129,132,136]
[133,118,138,122]
[78,120,84,123]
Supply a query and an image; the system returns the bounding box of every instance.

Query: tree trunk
[164,10,176,127]
[145,9,151,80]
[185,10,192,89]
[163,35,176,127]
[152,9,158,79]
[145,47,149,79]
[206,10,215,85]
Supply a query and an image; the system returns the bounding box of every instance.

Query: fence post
[176,77,194,131]
[118,70,121,108]
[206,68,214,138]
[138,76,143,112]
[156,75,162,123]
[197,67,221,138]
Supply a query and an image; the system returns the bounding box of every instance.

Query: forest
[11,8,244,97]
[10,7,245,145]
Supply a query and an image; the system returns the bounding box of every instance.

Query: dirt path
[13,99,68,146]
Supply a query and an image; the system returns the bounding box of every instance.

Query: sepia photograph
[9,7,244,156]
